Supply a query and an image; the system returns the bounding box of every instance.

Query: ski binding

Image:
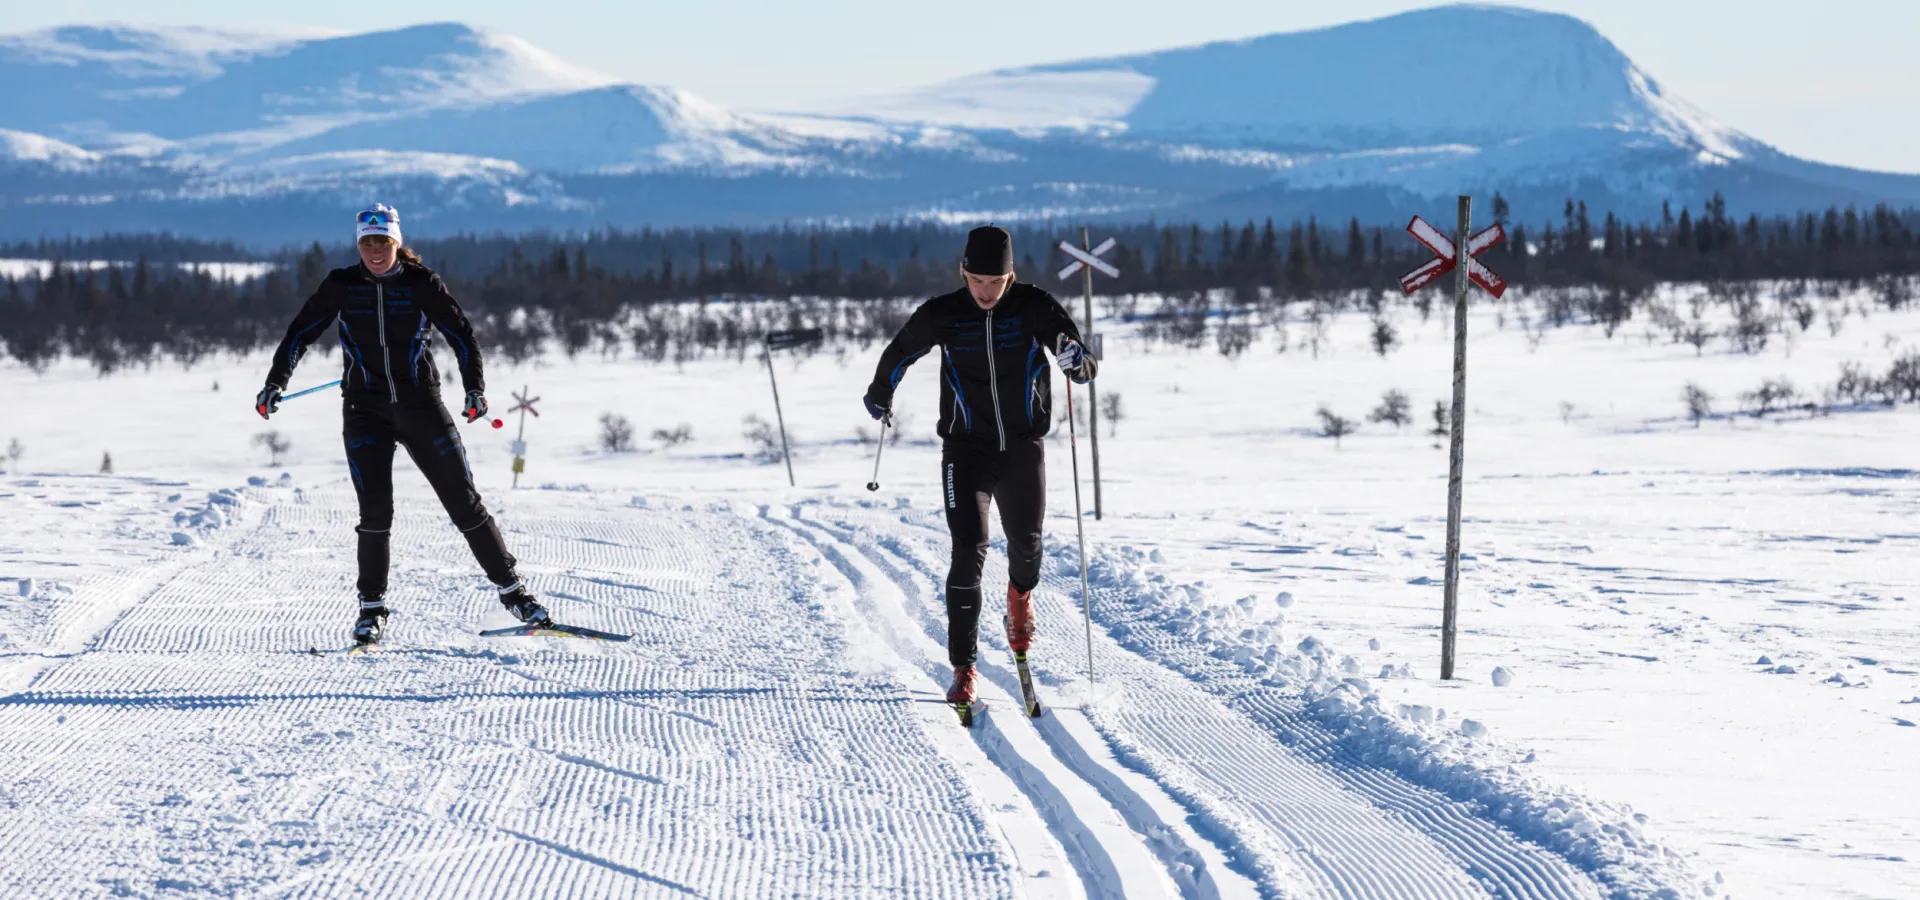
[1014,652,1043,718]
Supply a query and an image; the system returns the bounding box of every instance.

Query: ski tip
[310,643,380,656]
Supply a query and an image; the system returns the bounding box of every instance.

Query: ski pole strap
[282,379,343,401]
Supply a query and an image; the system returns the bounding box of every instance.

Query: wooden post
[1441,196,1471,681]
[1079,227,1103,520]
[764,341,795,487]
[511,384,529,489]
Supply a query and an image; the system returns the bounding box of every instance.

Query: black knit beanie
[962,226,1013,276]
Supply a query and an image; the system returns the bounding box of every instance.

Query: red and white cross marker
[1400,216,1508,298]
[509,389,541,418]
[1057,237,1120,281]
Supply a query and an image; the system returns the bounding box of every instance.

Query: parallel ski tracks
[772,504,1258,900]
[819,503,1610,900]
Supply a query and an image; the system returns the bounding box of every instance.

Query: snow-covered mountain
[2,7,1917,244]
[826,7,1742,155]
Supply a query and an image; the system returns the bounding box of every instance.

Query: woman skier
[862,225,1098,720]
[255,203,549,646]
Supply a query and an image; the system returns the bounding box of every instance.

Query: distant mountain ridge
[2,6,1917,245]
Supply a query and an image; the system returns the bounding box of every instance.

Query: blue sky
[5,1,1916,174]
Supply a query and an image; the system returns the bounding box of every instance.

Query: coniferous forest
[3,193,1919,375]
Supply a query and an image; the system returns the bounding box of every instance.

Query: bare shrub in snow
[1301,301,1331,358]
[1682,383,1714,427]
[1784,296,1816,332]
[1316,407,1356,447]
[1883,352,1920,404]
[651,423,693,448]
[1742,378,1797,417]
[599,414,636,453]
[1100,392,1123,437]
[1827,363,1879,407]
[1873,274,1914,312]
[1429,401,1452,448]
[1369,314,1399,357]
[1680,317,1712,356]
[742,415,784,463]
[1216,319,1254,359]
[252,431,291,466]
[1727,299,1773,355]
[1369,390,1411,428]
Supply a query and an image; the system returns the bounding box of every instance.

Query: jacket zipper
[984,311,1007,451]
[376,283,398,403]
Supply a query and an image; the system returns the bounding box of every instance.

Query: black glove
[255,384,282,420]
[1055,336,1096,384]
[463,390,488,423]
[862,392,891,423]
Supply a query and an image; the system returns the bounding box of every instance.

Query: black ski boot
[353,595,388,646]
[500,583,550,627]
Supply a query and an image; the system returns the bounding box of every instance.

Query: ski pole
[865,414,890,492]
[281,379,342,402]
[1065,378,1095,689]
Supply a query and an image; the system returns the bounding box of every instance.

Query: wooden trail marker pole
[1399,199,1507,680]
[507,386,540,489]
[1056,232,1119,520]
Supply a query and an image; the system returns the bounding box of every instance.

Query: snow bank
[1069,540,1715,898]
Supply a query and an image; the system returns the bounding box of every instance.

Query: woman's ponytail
[397,246,423,266]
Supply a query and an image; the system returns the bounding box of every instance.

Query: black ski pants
[941,438,1045,669]
[343,394,517,601]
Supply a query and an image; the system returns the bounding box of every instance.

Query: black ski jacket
[866,283,1094,448]
[265,262,485,403]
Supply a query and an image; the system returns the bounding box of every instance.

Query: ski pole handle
[281,379,343,402]
[866,416,889,491]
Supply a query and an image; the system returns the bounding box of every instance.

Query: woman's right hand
[255,384,282,420]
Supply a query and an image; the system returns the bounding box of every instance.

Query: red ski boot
[947,665,980,726]
[1004,585,1035,654]
[1005,585,1043,717]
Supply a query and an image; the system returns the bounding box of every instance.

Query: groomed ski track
[0,482,1615,898]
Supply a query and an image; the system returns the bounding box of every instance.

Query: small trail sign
[762,328,824,486]
[1401,216,1507,298]
[1056,237,1119,280]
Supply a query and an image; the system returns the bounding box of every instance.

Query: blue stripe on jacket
[889,347,930,388]
[942,349,972,432]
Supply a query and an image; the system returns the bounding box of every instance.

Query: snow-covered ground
[4,288,1918,898]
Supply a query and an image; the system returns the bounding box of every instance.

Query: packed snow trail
[791,500,1614,900]
[769,504,1254,900]
[0,479,1649,898]
[0,486,1034,898]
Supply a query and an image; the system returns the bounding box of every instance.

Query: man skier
[862,225,1098,720]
